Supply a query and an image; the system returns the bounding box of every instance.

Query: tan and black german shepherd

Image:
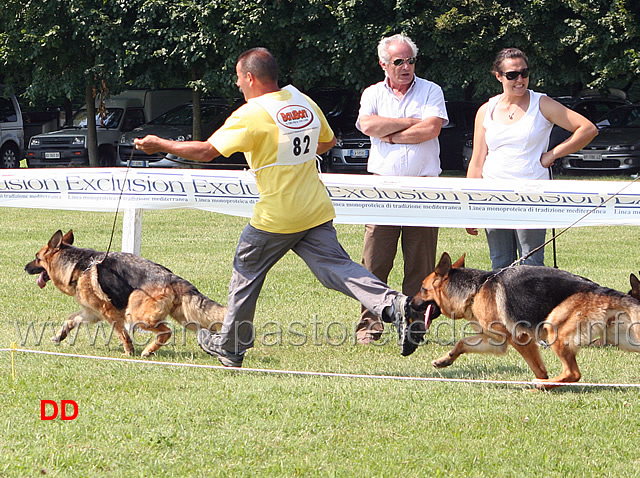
[413,252,640,388]
[25,230,225,357]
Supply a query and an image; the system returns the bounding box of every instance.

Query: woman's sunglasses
[502,68,530,80]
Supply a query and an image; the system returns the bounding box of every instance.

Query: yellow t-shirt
[208,89,336,234]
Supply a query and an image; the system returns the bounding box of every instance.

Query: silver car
[558,105,640,173]
[0,90,24,168]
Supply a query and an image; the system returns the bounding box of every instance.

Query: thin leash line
[549,167,558,268]
[486,173,640,283]
[521,173,640,263]
[3,347,640,389]
[103,149,135,259]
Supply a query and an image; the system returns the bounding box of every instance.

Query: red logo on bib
[277,105,314,129]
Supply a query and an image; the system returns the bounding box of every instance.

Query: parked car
[306,87,369,173]
[549,92,630,150]
[117,97,246,168]
[440,101,481,170]
[556,104,640,173]
[27,89,192,167]
[320,129,370,173]
[22,109,61,147]
[462,92,630,170]
[0,87,24,168]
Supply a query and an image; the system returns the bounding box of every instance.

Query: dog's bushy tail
[620,301,640,351]
[177,288,226,332]
[601,297,640,352]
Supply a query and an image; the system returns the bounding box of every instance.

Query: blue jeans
[485,228,546,269]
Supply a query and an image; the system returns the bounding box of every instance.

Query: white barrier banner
[2,168,640,228]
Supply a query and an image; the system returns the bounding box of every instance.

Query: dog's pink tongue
[424,304,432,330]
[37,272,47,289]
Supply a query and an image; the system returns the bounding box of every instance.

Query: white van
[0,88,24,168]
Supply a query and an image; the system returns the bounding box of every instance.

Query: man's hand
[134,135,164,154]
[134,135,220,163]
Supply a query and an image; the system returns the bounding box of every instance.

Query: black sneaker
[392,295,426,357]
[197,329,244,367]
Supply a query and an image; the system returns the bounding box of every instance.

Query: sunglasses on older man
[502,68,530,80]
[392,57,417,66]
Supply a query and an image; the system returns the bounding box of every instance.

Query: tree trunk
[63,97,73,127]
[85,83,99,167]
[192,88,202,141]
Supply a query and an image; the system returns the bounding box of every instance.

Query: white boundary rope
[3,347,640,389]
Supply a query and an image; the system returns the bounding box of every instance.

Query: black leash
[549,167,558,268]
[512,172,640,269]
[481,172,640,320]
[103,146,205,258]
[102,150,135,260]
[102,150,218,260]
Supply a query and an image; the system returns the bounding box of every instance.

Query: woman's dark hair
[237,47,279,83]
[492,48,529,74]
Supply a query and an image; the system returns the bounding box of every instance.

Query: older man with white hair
[355,34,449,344]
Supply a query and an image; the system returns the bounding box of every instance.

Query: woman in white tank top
[466,48,598,269]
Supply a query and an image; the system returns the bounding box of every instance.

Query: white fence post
[122,208,143,255]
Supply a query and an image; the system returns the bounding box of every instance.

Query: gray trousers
[217,221,398,353]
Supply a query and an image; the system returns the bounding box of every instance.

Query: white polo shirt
[357,75,448,177]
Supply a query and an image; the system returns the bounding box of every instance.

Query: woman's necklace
[507,102,519,120]
[504,93,527,120]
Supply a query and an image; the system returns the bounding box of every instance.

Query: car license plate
[583,153,601,161]
[350,149,368,158]
[44,152,61,159]
[130,160,148,167]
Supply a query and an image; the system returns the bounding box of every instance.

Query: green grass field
[2,185,640,477]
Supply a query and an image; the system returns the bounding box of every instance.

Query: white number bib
[250,85,321,171]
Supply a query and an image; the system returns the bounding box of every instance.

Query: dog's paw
[50,336,61,344]
[432,353,454,368]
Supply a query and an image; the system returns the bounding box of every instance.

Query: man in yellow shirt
[135,48,435,367]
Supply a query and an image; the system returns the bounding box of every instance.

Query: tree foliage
[562,0,640,92]
[0,0,139,165]
[1,0,639,119]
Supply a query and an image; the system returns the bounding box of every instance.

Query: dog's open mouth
[424,301,441,330]
[37,271,50,289]
[408,298,441,331]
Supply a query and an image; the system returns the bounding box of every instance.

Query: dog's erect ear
[452,253,466,269]
[630,273,640,300]
[434,252,452,277]
[62,230,74,245]
[48,230,64,249]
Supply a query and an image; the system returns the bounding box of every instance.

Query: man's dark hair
[237,48,279,83]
